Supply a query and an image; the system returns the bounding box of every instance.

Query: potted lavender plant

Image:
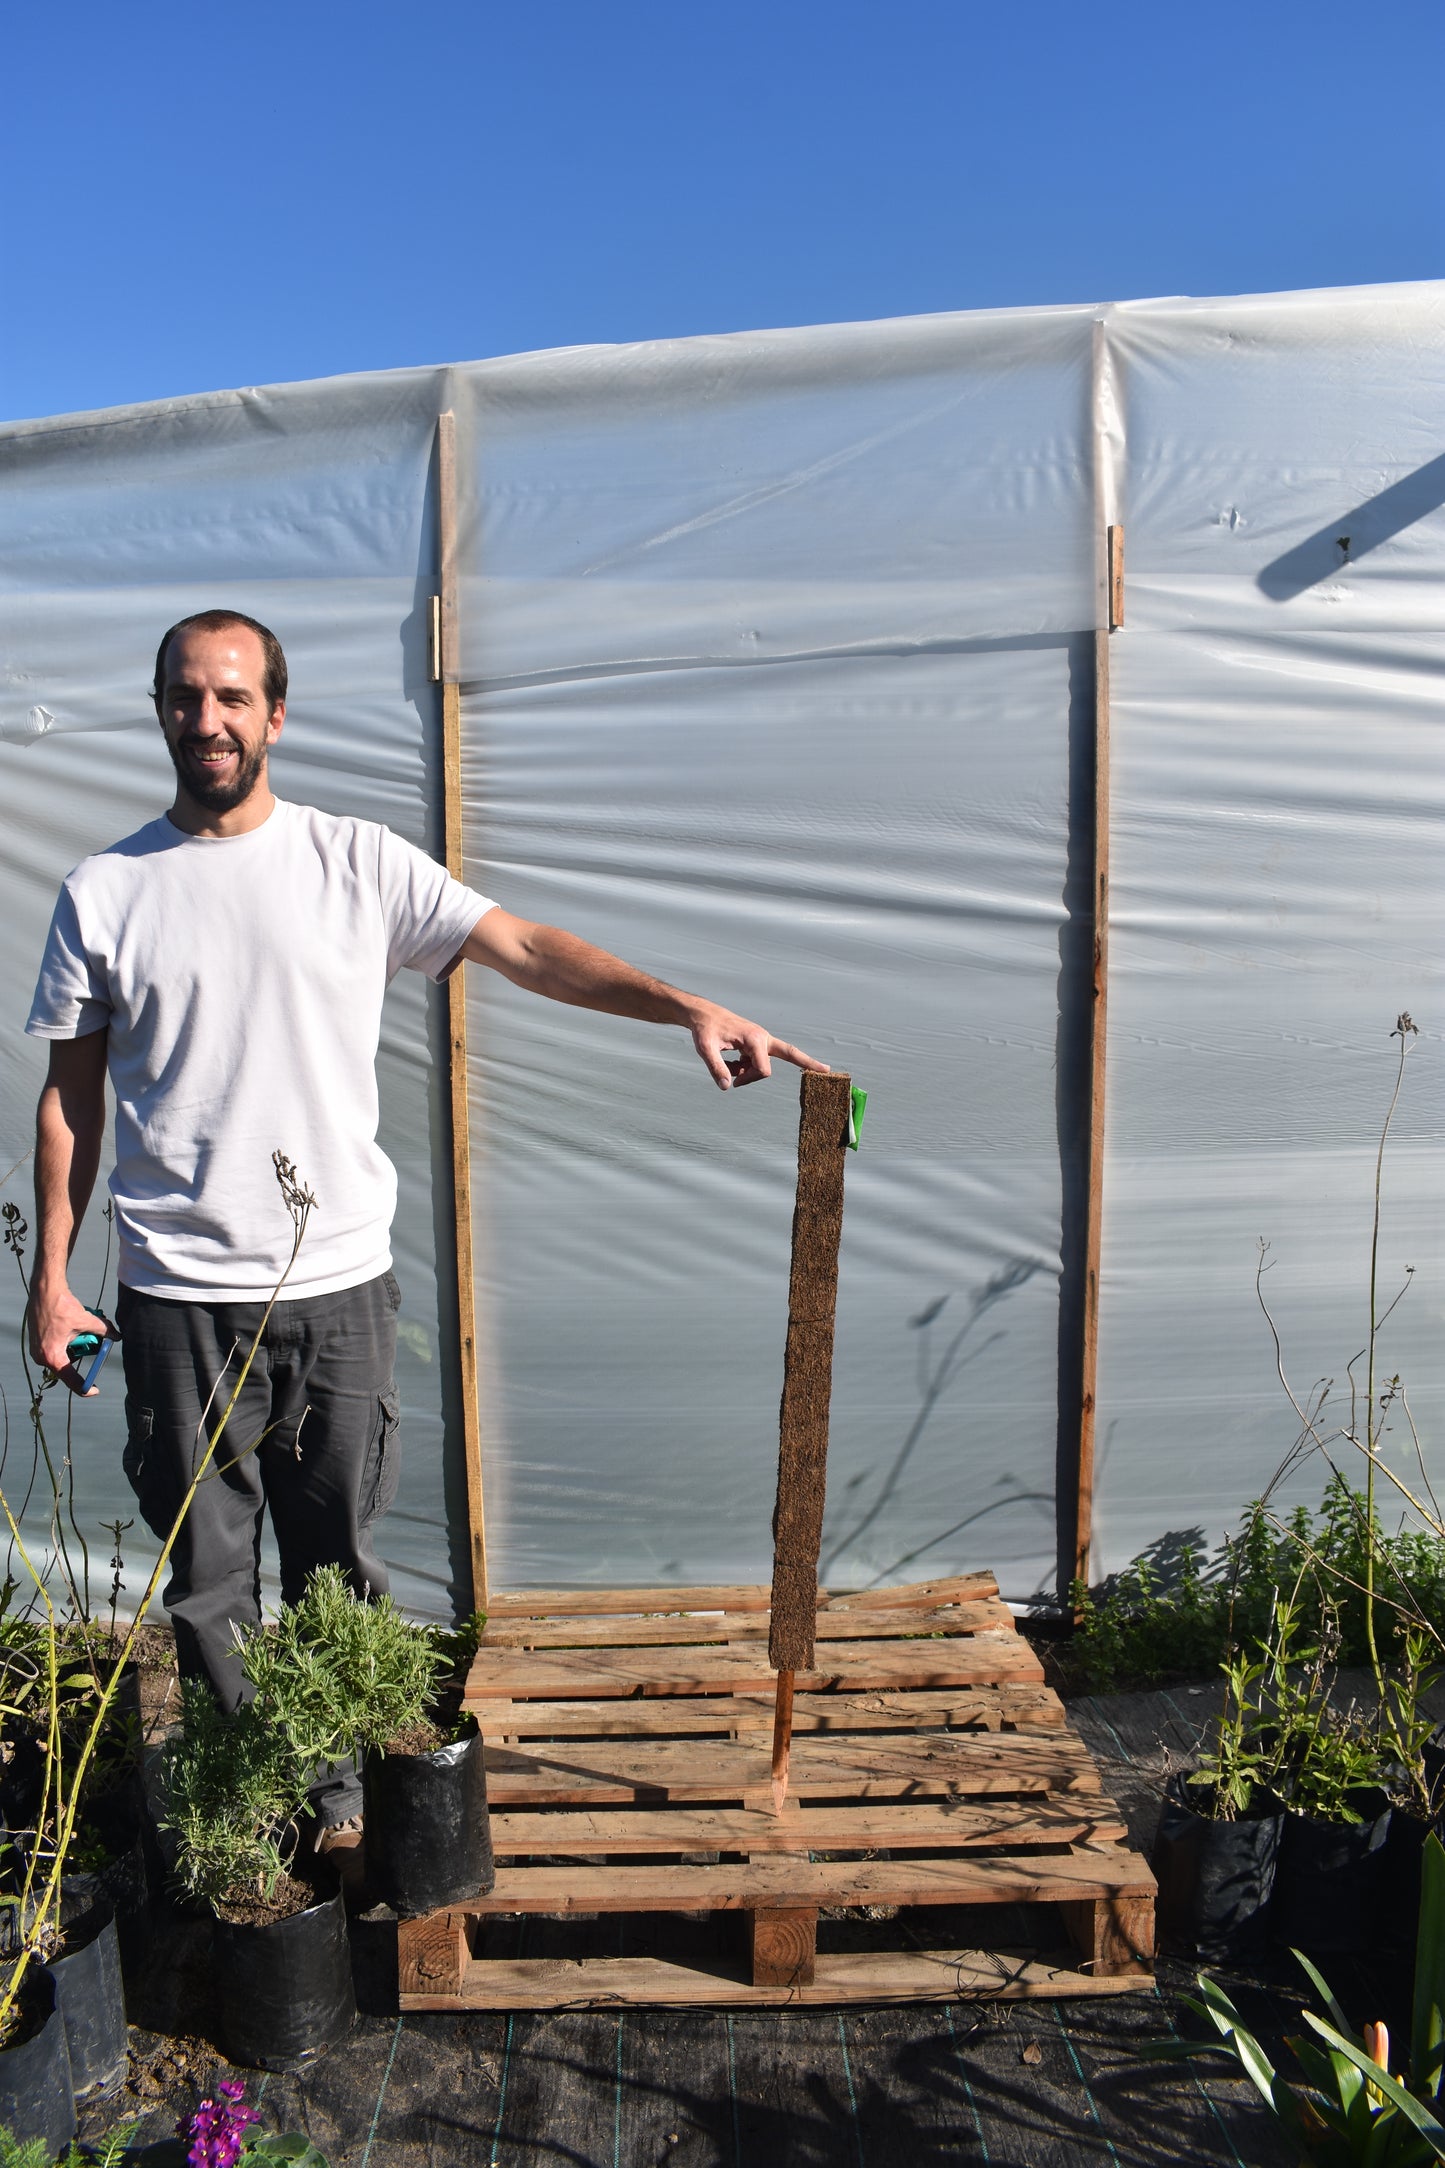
[160,1684,355,2071]
[244,1566,493,1919]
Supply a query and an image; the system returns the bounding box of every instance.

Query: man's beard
[168,734,269,813]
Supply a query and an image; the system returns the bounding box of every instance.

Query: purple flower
[181,2082,262,2168]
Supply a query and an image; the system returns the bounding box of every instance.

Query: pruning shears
[65,1324,117,1393]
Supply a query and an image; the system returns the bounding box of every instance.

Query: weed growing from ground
[1064,1473,1445,1694]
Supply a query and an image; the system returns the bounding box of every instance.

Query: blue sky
[3,0,1441,423]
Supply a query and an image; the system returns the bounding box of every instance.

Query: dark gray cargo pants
[116,1270,402,1822]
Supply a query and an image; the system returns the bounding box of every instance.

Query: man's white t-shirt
[26,799,496,1303]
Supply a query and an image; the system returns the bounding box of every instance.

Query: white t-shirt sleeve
[375,827,496,982]
[27,882,112,1040]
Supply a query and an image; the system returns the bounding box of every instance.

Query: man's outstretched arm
[29,1031,111,1393]
[460,909,828,1090]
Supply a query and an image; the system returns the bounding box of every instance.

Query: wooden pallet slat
[441,1844,1157,1916]
[478,1597,1015,1650]
[482,1730,1101,1804]
[401,1946,1148,2010]
[823,1573,1001,1610]
[409,1572,1154,2009]
[473,1683,1066,1737]
[465,1634,1044,1704]
[487,1796,1126,1855]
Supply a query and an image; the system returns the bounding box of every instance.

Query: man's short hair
[152,610,288,715]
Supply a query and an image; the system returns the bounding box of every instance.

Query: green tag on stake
[848,1085,867,1150]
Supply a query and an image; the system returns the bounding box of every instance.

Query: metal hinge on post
[427,594,443,683]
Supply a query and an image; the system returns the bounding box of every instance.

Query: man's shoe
[312,1812,367,1894]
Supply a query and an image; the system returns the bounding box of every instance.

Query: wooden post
[769,1069,852,1805]
[435,409,489,1614]
[1074,622,1110,1593]
[398,1911,470,1997]
[768,1667,795,1811]
[1074,321,1118,1593]
[1061,1890,1153,1977]
[748,1907,818,1989]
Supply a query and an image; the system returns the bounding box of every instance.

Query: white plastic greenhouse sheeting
[1100,289,1445,1572]
[0,281,1441,1622]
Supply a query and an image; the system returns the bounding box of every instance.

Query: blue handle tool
[66,1331,115,1392]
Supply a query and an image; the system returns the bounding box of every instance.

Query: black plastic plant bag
[213,1882,355,2071]
[363,1722,494,1917]
[1152,1771,1283,1960]
[1272,1787,1392,1954]
[0,1965,76,2157]
[50,1905,127,2098]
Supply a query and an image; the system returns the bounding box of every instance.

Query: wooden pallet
[397,1573,1155,2009]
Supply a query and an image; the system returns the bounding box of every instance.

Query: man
[26,608,824,1841]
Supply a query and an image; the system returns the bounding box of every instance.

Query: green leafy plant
[97,2132,139,2168]
[433,1611,487,1674]
[0,2126,49,2168]
[241,1564,450,1774]
[1380,1631,1445,1819]
[1188,1641,1277,1821]
[0,2119,137,2166]
[1066,1476,1445,1696]
[1069,1533,1231,1690]
[1147,1832,1445,2164]
[1186,1588,1387,1824]
[179,1565,463,1910]
[159,1683,315,1913]
[1262,1592,1386,1822]
[0,2091,330,2167]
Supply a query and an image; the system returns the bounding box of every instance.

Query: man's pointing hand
[688,1005,830,1091]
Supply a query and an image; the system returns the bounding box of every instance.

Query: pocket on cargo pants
[362,1387,401,1526]
[121,1402,164,1533]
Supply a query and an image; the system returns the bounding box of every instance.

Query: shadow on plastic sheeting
[1085,1524,1212,1603]
[1257,450,1445,599]
[819,1258,1051,1589]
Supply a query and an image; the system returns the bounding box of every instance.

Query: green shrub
[159,1682,314,1911]
[1065,1473,1445,1693]
[240,1564,449,1772]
